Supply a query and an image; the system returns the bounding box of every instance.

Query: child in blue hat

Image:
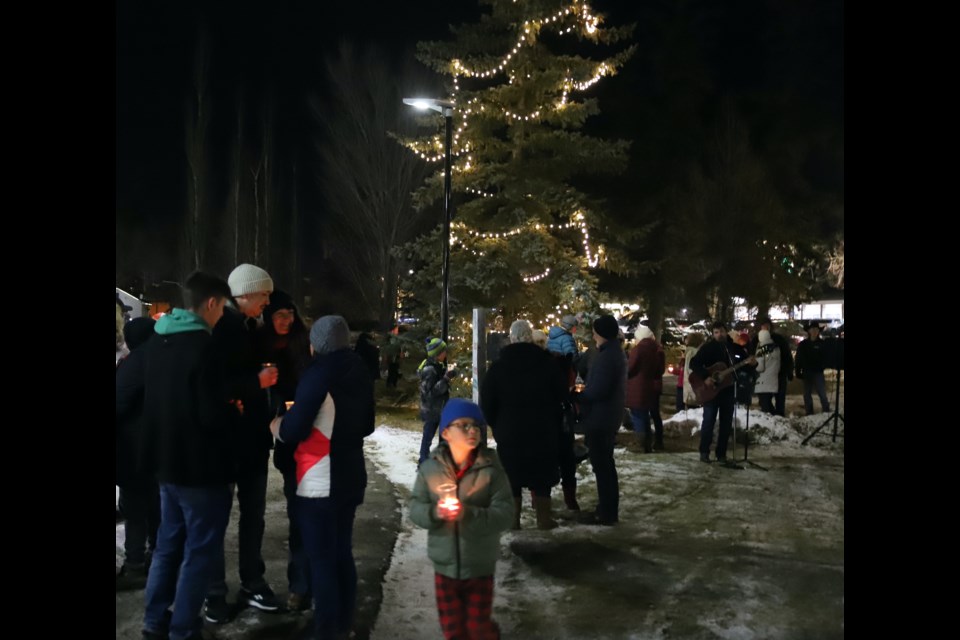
[409,398,514,639]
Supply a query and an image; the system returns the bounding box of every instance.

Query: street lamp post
[403,97,455,345]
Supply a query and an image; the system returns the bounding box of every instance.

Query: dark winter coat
[256,320,312,475]
[116,338,152,487]
[140,309,239,486]
[409,443,515,579]
[480,342,567,489]
[418,357,451,422]
[576,341,627,433]
[212,305,274,477]
[690,337,751,400]
[279,348,375,504]
[795,337,827,379]
[625,337,665,410]
[355,334,381,380]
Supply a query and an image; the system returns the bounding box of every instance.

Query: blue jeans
[282,470,311,597]
[803,371,831,415]
[418,418,440,465]
[298,497,359,639]
[629,407,663,438]
[585,429,619,522]
[700,391,735,460]
[143,483,231,640]
[208,473,269,597]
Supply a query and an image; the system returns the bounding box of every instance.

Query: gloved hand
[445,367,458,380]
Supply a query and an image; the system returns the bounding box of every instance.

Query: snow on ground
[363,415,842,639]
[118,410,844,637]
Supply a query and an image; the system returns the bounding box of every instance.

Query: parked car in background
[681,321,710,337]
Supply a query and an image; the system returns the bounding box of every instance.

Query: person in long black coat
[116,316,160,583]
[354,332,381,381]
[255,289,313,611]
[481,320,567,530]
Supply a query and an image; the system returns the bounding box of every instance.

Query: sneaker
[716,456,728,464]
[699,453,712,463]
[286,592,311,612]
[238,585,281,612]
[203,596,233,624]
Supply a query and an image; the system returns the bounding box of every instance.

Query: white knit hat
[634,324,655,341]
[227,263,274,297]
[758,329,773,345]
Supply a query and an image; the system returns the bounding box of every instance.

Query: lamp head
[403,97,455,114]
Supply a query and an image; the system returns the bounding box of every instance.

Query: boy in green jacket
[409,398,514,639]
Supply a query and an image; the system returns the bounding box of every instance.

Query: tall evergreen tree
[398,0,636,334]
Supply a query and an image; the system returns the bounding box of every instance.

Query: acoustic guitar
[689,356,757,404]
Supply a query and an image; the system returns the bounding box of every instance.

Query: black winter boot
[562,483,580,511]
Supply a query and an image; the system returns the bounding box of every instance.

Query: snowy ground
[364,408,843,639]
[117,404,844,639]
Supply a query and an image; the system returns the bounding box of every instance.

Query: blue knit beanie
[426,337,447,358]
[438,398,486,438]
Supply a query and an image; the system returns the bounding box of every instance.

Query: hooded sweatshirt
[141,308,238,486]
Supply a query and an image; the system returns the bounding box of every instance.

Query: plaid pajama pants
[434,572,500,640]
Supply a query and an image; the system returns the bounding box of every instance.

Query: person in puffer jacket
[546,314,580,357]
[270,315,375,640]
[410,398,514,640]
[417,337,456,465]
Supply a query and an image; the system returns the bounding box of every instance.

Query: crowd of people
[118,278,838,639]
[116,264,379,640]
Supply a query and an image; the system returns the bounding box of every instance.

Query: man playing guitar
[689,321,757,464]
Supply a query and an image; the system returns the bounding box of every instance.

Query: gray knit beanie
[310,315,351,355]
[227,263,274,297]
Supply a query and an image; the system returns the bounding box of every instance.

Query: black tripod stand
[731,373,767,471]
[802,369,844,445]
[739,399,768,470]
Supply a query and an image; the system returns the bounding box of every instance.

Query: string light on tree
[522,268,551,283]
[402,1,630,330]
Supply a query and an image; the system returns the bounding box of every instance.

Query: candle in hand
[437,483,461,520]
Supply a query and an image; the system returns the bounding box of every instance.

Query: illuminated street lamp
[403,97,455,345]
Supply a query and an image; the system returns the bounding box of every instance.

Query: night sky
[116,0,843,289]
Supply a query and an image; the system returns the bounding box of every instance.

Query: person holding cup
[256,289,313,612]
[205,263,282,622]
[409,398,514,640]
